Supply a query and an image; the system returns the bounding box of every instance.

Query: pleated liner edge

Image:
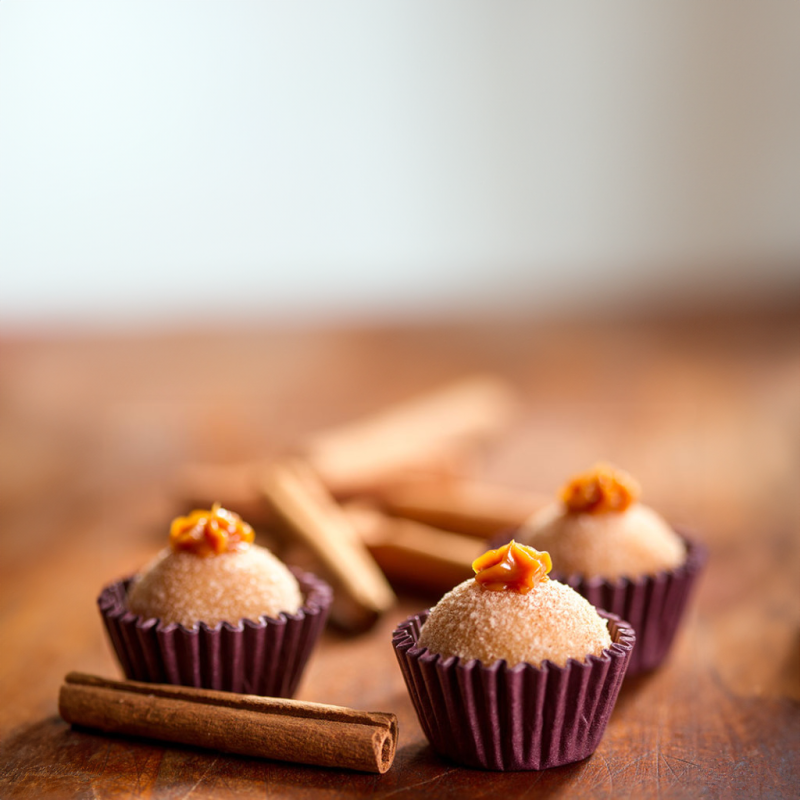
[488,531,707,676]
[558,535,706,675]
[98,566,332,698]
[393,610,635,771]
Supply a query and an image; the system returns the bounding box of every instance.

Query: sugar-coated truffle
[417,577,611,668]
[518,502,685,580]
[127,545,303,627]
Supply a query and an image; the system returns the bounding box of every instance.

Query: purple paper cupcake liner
[555,535,705,676]
[490,530,707,676]
[98,566,332,698]
[393,609,635,771]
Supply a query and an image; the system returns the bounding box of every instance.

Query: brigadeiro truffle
[514,463,706,674]
[392,541,635,770]
[99,504,332,697]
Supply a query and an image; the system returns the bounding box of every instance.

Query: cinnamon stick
[262,459,396,631]
[173,377,518,521]
[376,478,548,538]
[59,672,398,774]
[344,502,482,594]
[302,375,517,497]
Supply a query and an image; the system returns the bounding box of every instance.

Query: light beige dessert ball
[517,502,685,580]
[417,577,611,668]
[127,545,303,627]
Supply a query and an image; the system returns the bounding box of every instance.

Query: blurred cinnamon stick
[376,478,548,538]
[344,503,483,594]
[59,672,397,774]
[174,376,518,521]
[262,459,396,630]
[302,375,518,497]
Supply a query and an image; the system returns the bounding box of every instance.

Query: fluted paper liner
[490,531,706,676]
[393,609,635,770]
[558,537,706,675]
[99,567,332,698]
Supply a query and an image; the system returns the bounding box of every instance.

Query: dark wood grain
[1,307,799,798]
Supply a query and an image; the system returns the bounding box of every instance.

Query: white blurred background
[1,1,799,330]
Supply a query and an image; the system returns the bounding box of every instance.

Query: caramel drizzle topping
[560,463,640,514]
[472,540,552,594]
[170,503,254,556]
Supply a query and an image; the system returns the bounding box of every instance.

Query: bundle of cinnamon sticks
[176,375,547,629]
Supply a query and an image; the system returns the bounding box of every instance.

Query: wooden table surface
[1,307,799,799]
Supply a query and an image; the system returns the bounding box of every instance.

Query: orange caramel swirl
[560,463,640,514]
[472,540,552,594]
[170,503,254,557]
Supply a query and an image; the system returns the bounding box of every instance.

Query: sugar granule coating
[417,578,612,668]
[127,545,303,627]
[518,502,685,580]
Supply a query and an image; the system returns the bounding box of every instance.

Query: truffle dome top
[417,577,611,668]
[127,504,304,628]
[517,501,685,580]
[515,464,686,580]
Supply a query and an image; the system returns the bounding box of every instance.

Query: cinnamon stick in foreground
[59,673,398,774]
